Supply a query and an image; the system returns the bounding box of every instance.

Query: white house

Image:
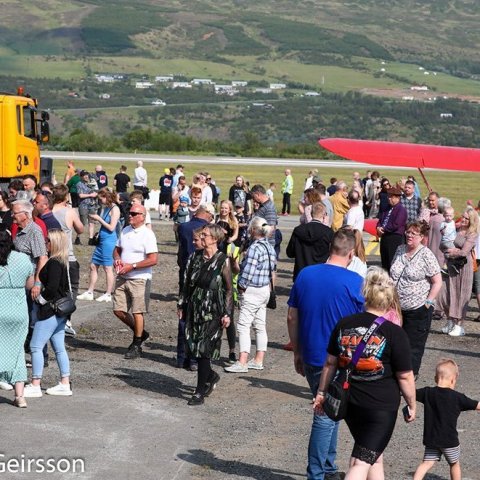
[214,85,238,95]
[269,83,286,90]
[440,113,453,118]
[254,88,272,94]
[232,80,248,87]
[135,82,154,89]
[155,75,174,83]
[191,79,214,85]
[304,91,320,97]
[95,74,116,83]
[99,93,111,99]
[410,85,429,91]
[172,82,192,89]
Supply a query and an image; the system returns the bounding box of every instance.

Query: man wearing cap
[113,204,158,359]
[377,186,408,272]
[77,170,98,245]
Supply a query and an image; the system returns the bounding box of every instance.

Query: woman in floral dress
[178,224,233,406]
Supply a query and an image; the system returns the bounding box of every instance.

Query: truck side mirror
[40,121,50,143]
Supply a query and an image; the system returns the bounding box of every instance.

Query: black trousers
[380,233,404,272]
[282,193,291,214]
[402,305,433,376]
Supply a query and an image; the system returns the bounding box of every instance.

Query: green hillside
[2,0,480,81]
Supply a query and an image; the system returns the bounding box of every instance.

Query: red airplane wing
[318,138,480,172]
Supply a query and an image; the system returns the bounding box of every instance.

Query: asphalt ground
[1,216,479,480]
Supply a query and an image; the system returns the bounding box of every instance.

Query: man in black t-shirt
[414,358,479,480]
[114,165,131,193]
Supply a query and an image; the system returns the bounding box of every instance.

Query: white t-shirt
[134,167,148,187]
[201,186,213,204]
[348,256,367,278]
[117,225,158,279]
[344,205,365,232]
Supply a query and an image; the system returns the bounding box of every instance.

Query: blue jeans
[30,315,70,380]
[304,363,339,480]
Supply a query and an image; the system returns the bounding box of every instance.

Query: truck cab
[0,89,51,188]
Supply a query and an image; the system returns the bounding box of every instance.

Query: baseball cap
[202,203,216,216]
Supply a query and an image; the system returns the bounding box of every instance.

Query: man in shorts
[113,204,158,359]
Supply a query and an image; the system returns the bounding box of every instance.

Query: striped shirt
[238,239,276,289]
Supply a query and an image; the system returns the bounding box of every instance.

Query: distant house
[251,103,274,110]
[214,85,238,95]
[232,80,248,87]
[191,79,214,85]
[440,113,453,118]
[135,82,154,89]
[410,85,429,91]
[67,92,79,98]
[402,96,414,101]
[99,93,111,99]
[269,83,286,90]
[304,91,320,97]
[155,75,174,83]
[172,82,192,89]
[151,99,166,106]
[254,88,272,94]
[95,74,116,83]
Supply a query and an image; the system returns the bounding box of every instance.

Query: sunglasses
[129,211,144,217]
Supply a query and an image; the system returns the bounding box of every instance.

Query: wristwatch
[132,263,137,270]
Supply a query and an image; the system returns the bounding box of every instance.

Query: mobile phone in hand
[402,405,411,419]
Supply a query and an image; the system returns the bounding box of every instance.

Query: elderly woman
[390,221,442,378]
[225,217,277,373]
[440,208,479,337]
[0,231,34,407]
[314,267,416,480]
[377,186,407,272]
[178,224,233,406]
[77,188,120,303]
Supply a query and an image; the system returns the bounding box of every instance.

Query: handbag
[323,316,386,421]
[50,264,77,317]
[259,242,276,309]
[91,207,113,246]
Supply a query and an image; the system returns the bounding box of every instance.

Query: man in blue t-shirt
[288,229,364,480]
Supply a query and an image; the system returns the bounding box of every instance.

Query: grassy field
[52,158,480,214]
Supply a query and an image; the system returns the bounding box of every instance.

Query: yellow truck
[0,88,51,186]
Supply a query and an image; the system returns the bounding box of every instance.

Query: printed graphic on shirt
[338,326,386,381]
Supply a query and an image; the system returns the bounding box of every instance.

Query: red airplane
[318,137,480,236]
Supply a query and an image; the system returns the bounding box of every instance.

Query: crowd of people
[0,163,479,480]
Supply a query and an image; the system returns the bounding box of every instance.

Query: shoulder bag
[323,316,386,421]
[50,264,77,317]
[259,242,276,309]
[91,207,113,246]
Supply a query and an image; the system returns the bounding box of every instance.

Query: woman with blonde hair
[225,217,277,373]
[25,229,73,397]
[344,227,367,278]
[439,207,479,336]
[314,266,416,480]
[216,200,239,250]
[77,188,120,302]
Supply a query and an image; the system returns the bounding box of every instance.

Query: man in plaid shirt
[401,180,422,224]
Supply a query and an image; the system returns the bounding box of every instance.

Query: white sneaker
[65,323,76,337]
[247,359,264,370]
[77,291,94,301]
[441,320,454,334]
[0,381,13,391]
[23,384,42,398]
[46,383,72,396]
[224,361,248,373]
[448,325,465,337]
[96,293,112,303]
